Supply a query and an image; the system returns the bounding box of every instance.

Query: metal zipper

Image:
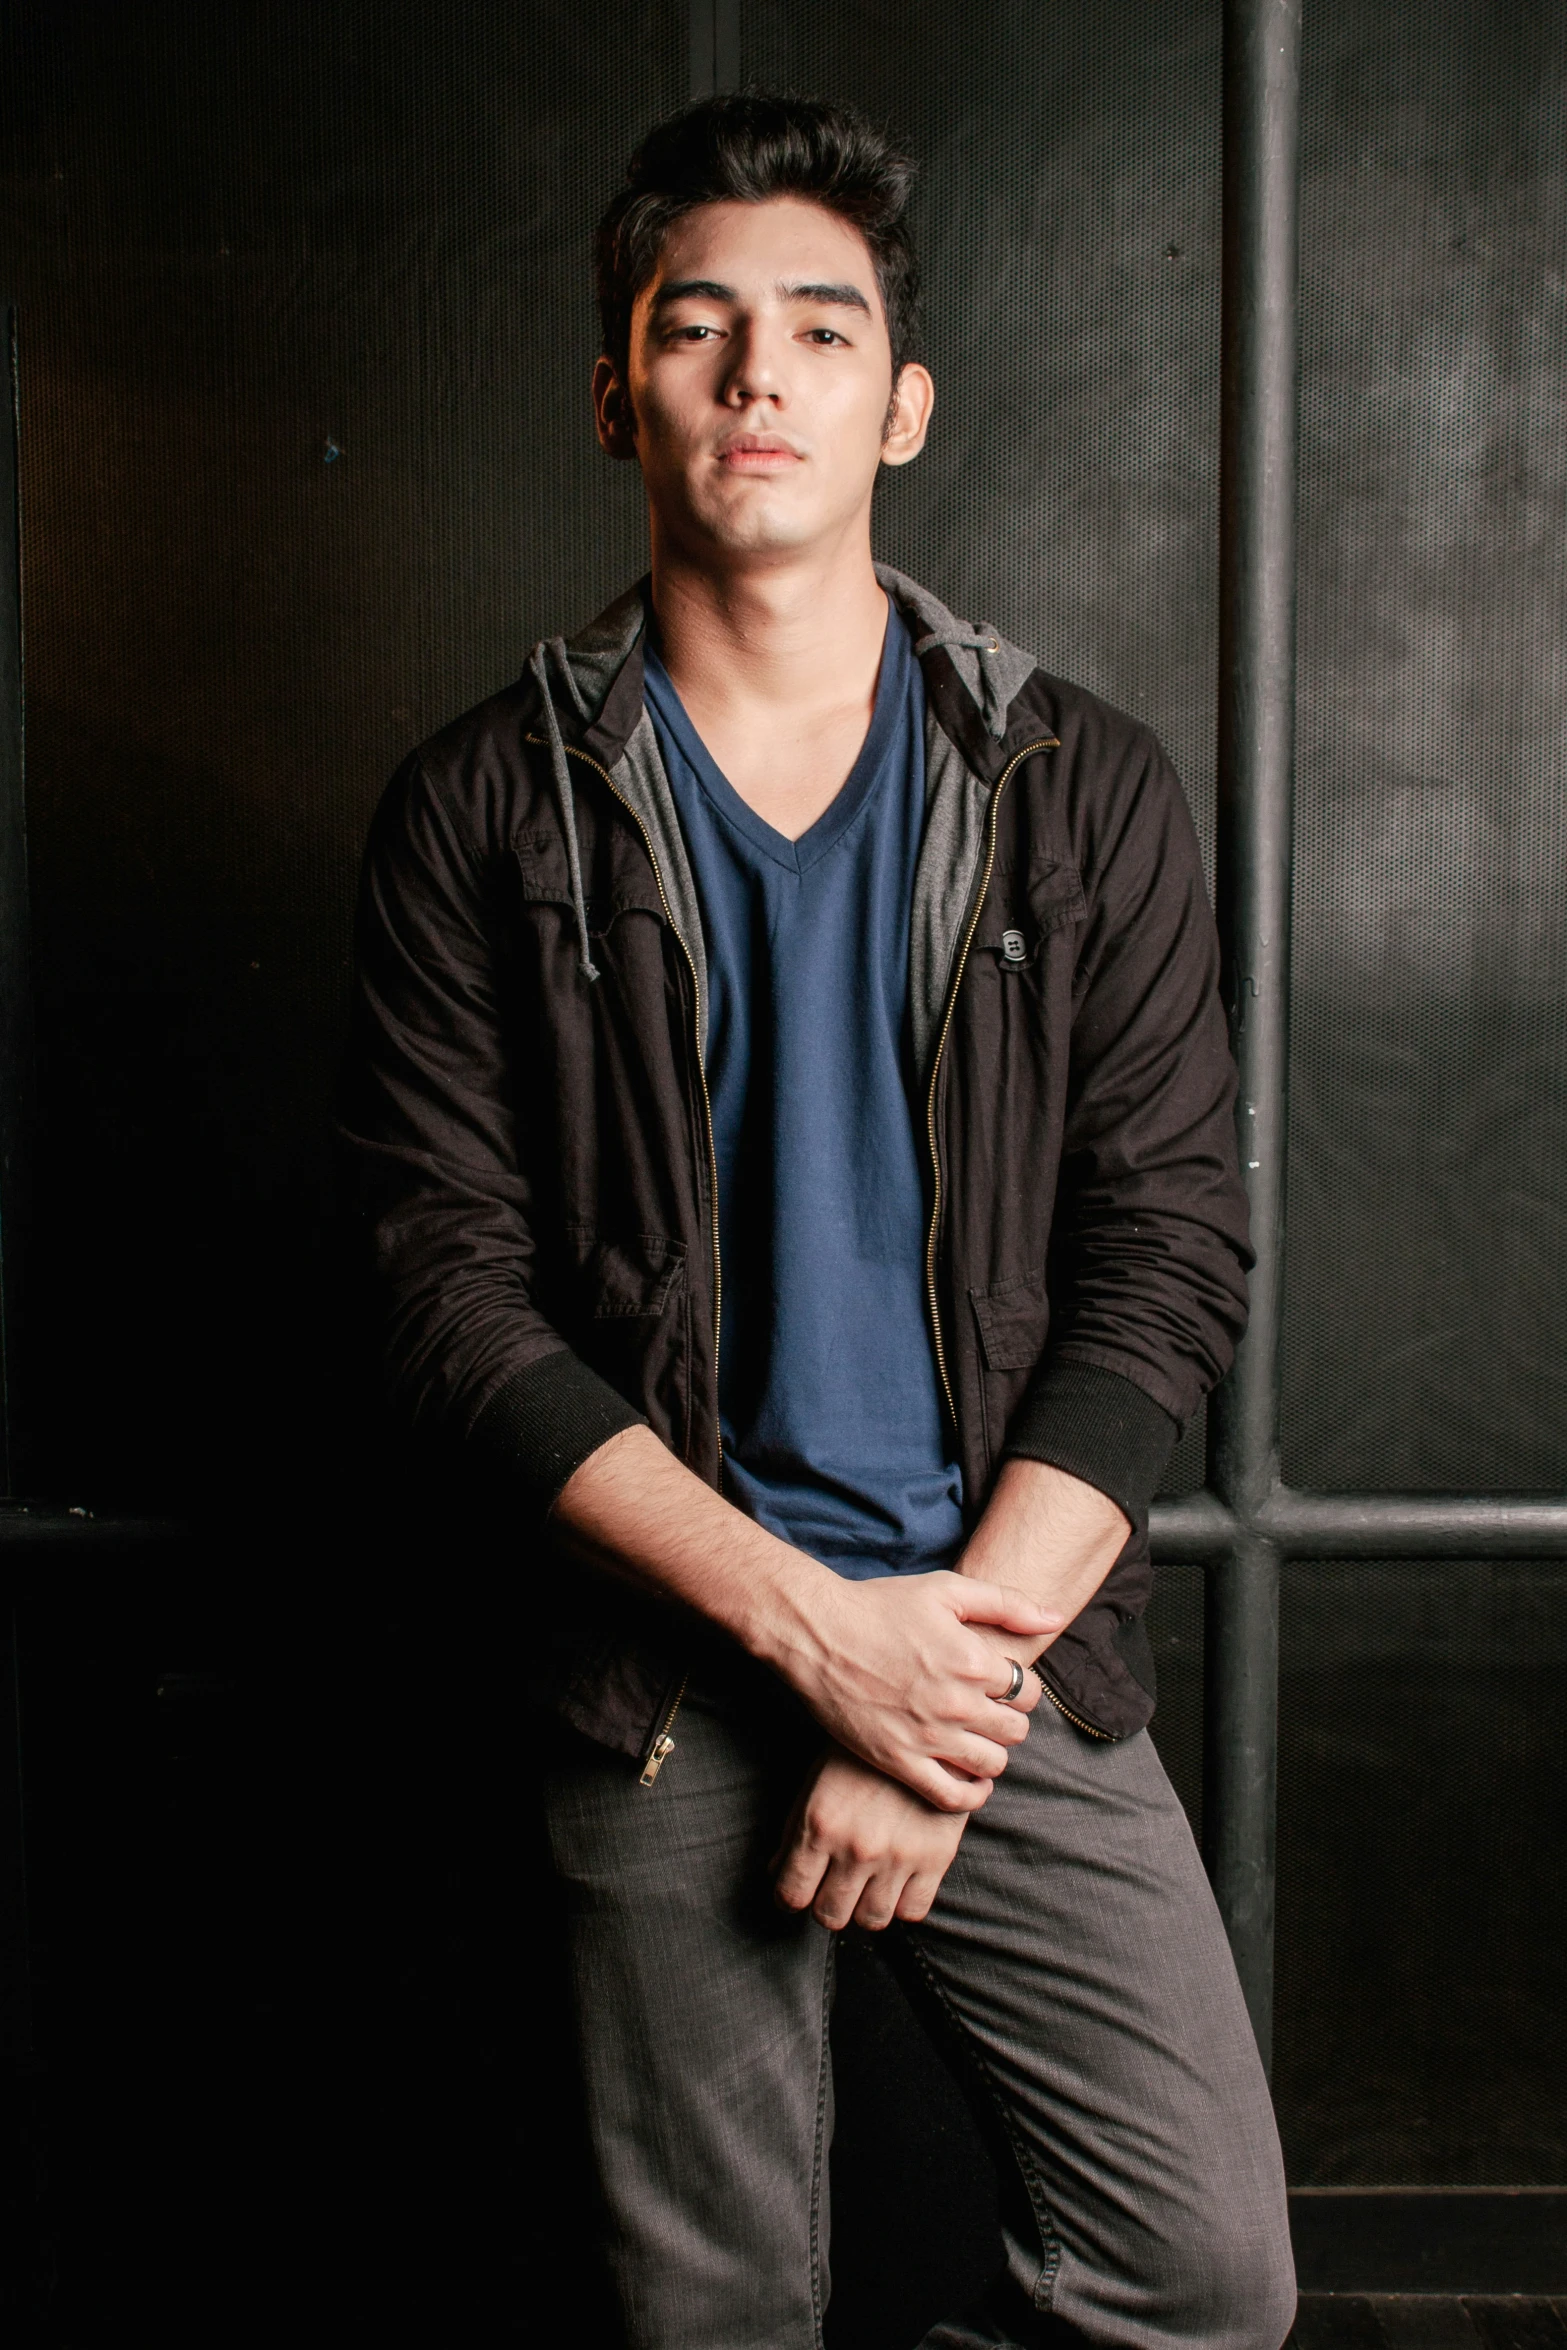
[639,1673,689,1785]
[922,741,1058,1423]
[1033,1669,1117,1742]
[526,732,723,1787]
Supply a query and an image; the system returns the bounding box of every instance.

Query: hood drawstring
[913,623,1010,740]
[528,636,601,983]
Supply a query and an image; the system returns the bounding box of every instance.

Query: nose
[721,315,786,407]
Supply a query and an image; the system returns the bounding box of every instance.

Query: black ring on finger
[1002,1656,1026,1704]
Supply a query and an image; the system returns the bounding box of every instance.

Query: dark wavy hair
[594,92,921,391]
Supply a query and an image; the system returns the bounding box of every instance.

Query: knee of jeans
[1141,2190,1296,2350]
[1167,2218,1296,2350]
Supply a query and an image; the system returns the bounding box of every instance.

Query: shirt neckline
[643,598,913,876]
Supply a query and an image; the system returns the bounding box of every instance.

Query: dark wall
[1,0,1564,2335]
[5,0,679,1507]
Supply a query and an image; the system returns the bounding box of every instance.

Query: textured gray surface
[1288,0,1567,1491]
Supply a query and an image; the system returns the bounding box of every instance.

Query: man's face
[595,195,933,563]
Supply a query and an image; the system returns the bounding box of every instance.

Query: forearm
[550,1421,833,1673]
[551,1423,1056,1810]
[958,1457,1130,1664]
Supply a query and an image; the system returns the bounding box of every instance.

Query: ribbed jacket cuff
[469,1350,647,1513]
[1003,1359,1178,1531]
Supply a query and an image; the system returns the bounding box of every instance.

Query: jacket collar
[533,568,1047,784]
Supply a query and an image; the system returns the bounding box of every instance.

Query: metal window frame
[1164,0,1567,2071]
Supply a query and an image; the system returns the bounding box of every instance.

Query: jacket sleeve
[337,752,644,1512]
[1003,731,1252,1527]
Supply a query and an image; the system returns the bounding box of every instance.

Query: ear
[593,356,639,460]
[880,362,935,469]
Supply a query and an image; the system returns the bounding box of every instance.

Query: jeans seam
[808,1934,835,2346]
[903,1938,1064,2313]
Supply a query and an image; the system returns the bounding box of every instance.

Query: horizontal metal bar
[9,1488,1565,1564]
[1153,1486,1567,1561]
[1288,2187,1567,2297]
[0,1503,189,1554]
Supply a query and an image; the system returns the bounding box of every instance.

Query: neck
[647,522,890,723]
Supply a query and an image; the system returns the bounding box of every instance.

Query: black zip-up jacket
[340,568,1251,1765]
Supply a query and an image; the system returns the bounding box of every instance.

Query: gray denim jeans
[542,1678,1296,2350]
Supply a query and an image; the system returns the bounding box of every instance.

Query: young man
[343,93,1295,2350]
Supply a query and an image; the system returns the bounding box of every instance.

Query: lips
[716,436,803,471]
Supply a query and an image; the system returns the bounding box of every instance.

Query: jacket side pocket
[970,1268,1050,1467]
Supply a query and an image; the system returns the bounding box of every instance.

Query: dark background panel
[3,0,678,1508]
[1152,1556,1567,2190]
[1272,1561,1567,2187]
[1286,0,1567,1492]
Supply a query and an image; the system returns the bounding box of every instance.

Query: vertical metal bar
[688,0,740,100]
[688,0,716,100]
[1202,1538,1281,2063]
[0,305,33,1500]
[0,305,34,2071]
[1204,0,1302,2073]
[0,1598,34,2065]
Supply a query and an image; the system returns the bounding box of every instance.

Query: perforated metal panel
[1287,2,1567,1493]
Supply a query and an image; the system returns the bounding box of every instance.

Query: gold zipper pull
[639,1733,676,1788]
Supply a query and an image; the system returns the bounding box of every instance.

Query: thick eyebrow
[649,276,873,315]
[650,278,737,308]
[777,279,872,313]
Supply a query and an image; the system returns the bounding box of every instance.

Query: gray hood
[528,568,1046,1080]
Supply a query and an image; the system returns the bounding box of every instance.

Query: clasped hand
[769,1573,1056,1929]
[773,1566,1056,1812]
[773,1744,967,1930]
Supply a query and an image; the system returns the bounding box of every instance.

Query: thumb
[951,1577,1058,1634]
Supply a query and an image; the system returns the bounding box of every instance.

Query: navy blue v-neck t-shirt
[644,602,965,1579]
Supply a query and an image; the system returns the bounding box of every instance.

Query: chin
[709,520,817,560]
[692,490,825,559]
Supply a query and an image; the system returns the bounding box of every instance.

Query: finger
[980,1702,1031,1745]
[1009,1665,1043,1715]
[985,1657,1043,1713]
[851,1869,905,1933]
[812,1857,873,1932]
[893,1869,943,1924]
[906,1759,994,1814]
[767,1793,812,1878]
[949,1578,1060,1635]
[774,1836,830,1913]
[941,1733,1014,1779]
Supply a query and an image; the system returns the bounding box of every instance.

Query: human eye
[803,326,849,346]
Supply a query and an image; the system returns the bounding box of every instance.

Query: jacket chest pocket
[567,1228,694,1464]
[972,854,1086,974]
[513,824,668,949]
